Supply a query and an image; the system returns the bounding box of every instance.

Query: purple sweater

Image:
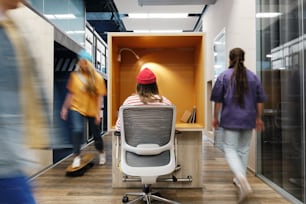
[210,68,266,129]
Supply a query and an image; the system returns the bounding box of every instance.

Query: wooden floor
[32,133,291,204]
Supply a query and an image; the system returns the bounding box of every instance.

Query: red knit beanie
[136,68,156,84]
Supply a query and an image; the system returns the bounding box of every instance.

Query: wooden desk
[111,128,203,188]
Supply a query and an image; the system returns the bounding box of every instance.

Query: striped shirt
[115,94,172,131]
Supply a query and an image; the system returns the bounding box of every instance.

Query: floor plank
[32,133,291,204]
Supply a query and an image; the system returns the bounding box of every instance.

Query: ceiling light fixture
[138,0,217,6]
[66,30,85,34]
[54,14,77,19]
[44,14,77,19]
[44,14,55,19]
[133,30,183,33]
[117,48,140,62]
[256,12,282,18]
[128,13,188,19]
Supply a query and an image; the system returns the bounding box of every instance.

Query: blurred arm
[256,102,264,131]
[213,102,222,129]
[60,93,72,120]
[95,96,102,125]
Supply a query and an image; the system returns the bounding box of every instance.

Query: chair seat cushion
[126,150,170,167]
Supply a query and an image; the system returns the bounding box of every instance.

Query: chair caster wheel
[122,195,129,203]
[155,192,161,197]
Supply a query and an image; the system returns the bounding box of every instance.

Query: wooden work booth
[107,32,205,188]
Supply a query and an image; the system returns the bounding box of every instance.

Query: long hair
[76,60,98,96]
[136,83,163,104]
[229,48,248,108]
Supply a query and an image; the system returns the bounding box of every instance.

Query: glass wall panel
[212,29,226,151]
[30,0,85,45]
[256,0,304,202]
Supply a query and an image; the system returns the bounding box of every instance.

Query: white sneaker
[72,156,81,168]
[237,175,253,203]
[99,152,106,165]
[233,177,241,188]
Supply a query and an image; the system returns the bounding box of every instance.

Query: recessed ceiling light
[256,12,282,18]
[138,0,217,6]
[128,13,188,19]
[66,30,85,34]
[133,30,183,33]
[44,14,55,19]
[44,14,77,19]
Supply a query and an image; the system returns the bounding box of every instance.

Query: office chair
[119,105,179,204]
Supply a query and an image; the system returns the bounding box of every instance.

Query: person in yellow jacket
[61,49,107,168]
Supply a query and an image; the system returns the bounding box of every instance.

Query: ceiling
[85,0,217,42]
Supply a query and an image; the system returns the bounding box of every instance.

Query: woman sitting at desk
[115,67,172,131]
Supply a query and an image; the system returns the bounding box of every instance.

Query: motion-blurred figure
[0,0,51,203]
[61,50,107,168]
[210,48,266,203]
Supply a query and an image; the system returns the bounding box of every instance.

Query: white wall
[202,0,257,171]
[8,5,54,176]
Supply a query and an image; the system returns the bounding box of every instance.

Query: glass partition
[256,0,305,202]
[212,29,226,150]
[30,0,85,45]
[213,29,226,81]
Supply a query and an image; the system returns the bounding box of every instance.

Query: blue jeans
[223,129,252,177]
[0,176,36,204]
[69,110,103,155]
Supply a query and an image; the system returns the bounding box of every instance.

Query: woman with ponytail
[210,48,266,203]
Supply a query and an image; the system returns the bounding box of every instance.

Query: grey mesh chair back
[119,105,176,182]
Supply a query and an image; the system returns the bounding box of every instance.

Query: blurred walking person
[61,49,107,168]
[0,0,51,203]
[210,48,266,203]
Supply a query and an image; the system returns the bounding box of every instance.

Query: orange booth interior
[107,33,205,130]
